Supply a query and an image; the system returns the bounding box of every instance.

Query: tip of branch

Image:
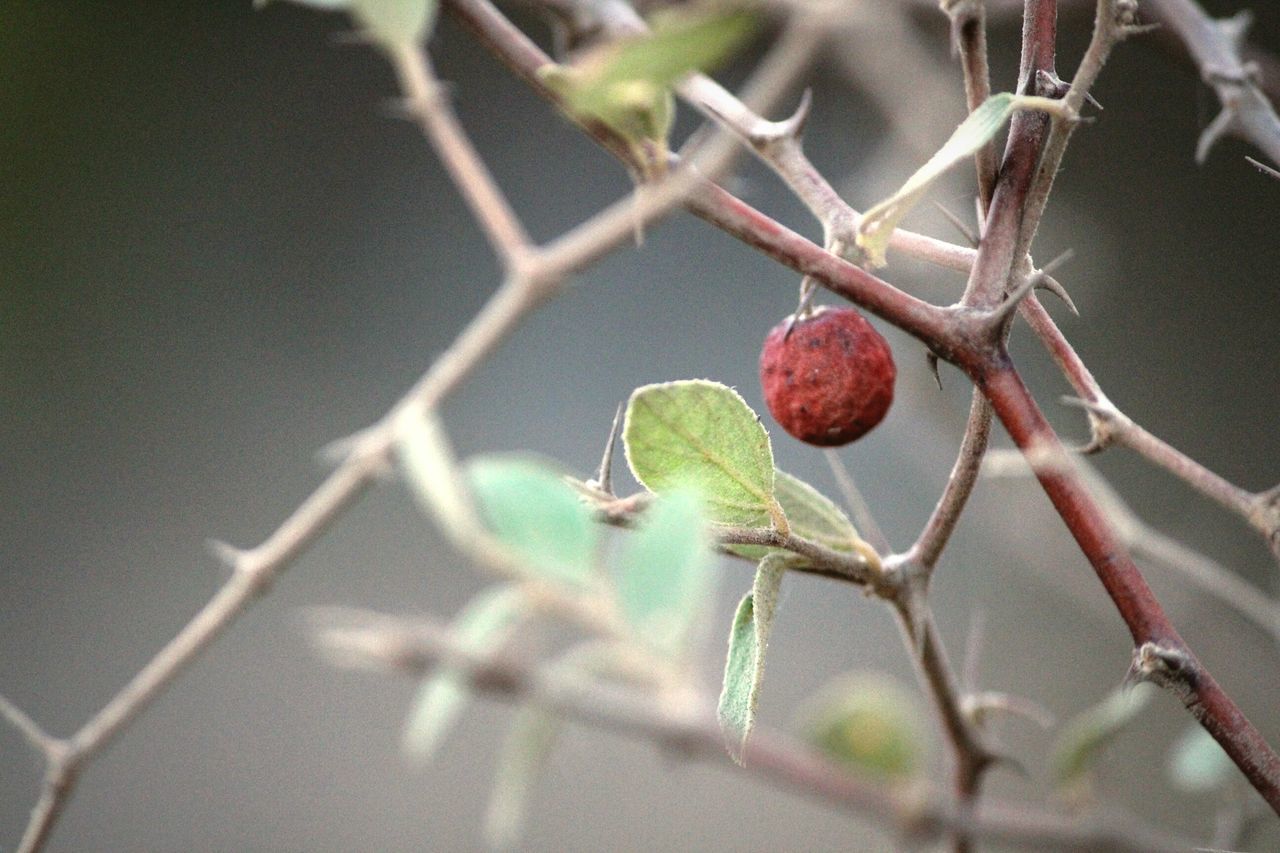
[206,539,246,569]
[1196,107,1239,164]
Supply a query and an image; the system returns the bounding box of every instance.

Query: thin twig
[985,449,1280,646]
[0,695,55,757]
[387,45,534,268]
[312,608,1195,852]
[1063,398,1280,562]
[942,0,998,211]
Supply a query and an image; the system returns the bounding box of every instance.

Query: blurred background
[3,1,1279,849]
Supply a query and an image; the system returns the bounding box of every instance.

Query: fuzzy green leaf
[403,585,527,761]
[623,380,780,529]
[484,704,561,850]
[1051,683,1154,788]
[718,552,790,764]
[857,93,1065,267]
[538,9,754,151]
[615,487,713,656]
[466,456,598,586]
[1167,723,1234,793]
[796,674,925,781]
[729,469,859,560]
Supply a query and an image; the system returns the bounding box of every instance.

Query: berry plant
[4,0,1280,850]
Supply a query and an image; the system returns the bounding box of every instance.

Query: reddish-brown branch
[443,0,1280,817]
[977,354,1280,813]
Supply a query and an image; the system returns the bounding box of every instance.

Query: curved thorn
[747,88,813,149]
[591,402,625,495]
[926,351,943,390]
[1034,274,1078,315]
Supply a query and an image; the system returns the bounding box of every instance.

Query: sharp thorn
[592,403,625,495]
[1035,274,1078,315]
[926,351,943,390]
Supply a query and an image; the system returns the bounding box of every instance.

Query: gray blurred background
[3,1,1279,850]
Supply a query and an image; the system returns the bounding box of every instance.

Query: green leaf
[1051,683,1155,789]
[615,487,713,656]
[856,92,1066,268]
[796,674,925,781]
[730,469,859,560]
[718,553,790,764]
[352,0,437,46]
[623,380,782,530]
[483,704,561,851]
[538,9,755,153]
[403,585,528,762]
[1167,724,1234,793]
[467,456,599,586]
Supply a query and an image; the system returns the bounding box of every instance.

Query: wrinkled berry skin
[759,306,896,447]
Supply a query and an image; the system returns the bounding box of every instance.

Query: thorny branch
[445,0,1280,817]
[310,607,1196,853]
[5,0,1280,848]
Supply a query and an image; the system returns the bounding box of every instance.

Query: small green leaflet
[402,585,528,762]
[615,488,713,657]
[856,93,1066,268]
[467,455,599,587]
[538,9,756,155]
[1051,683,1154,789]
[729,469,859,561]
[623,380,785,531]
[718,552,790,765]
[1167,723,1233,793]
[483,704,561,851]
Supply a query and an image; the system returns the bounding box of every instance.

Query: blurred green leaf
[484,703,561,851]
[623,380,781,529]
[403,585,527,761]
[352,0,437,46]
[1167,723,1234,793]
[268,0,437,45]
[467,455,599,586]
[1051,683,1154,789]
[857,92,1064,267]
[538,8,755,154]
[796,674,925,781]
[718,552,790,764]
[729,469,858,560]
[615,488,713,656]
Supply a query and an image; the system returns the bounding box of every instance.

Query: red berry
[759,306,896,447]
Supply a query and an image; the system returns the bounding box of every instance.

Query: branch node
[1059,395,1122,454]
[1127,641,1194,690]
[762,88,813,146]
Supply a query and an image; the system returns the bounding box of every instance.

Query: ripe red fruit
[759,306,896,447]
